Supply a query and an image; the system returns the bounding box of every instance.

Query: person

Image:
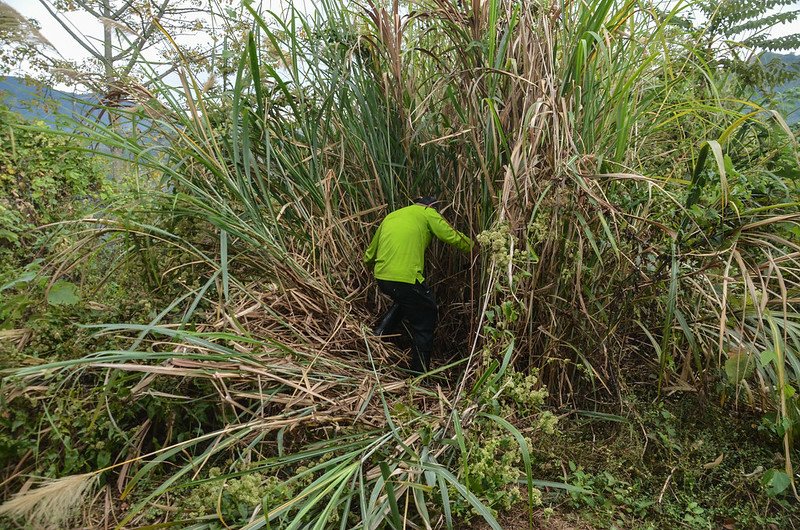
[363,196,473,373]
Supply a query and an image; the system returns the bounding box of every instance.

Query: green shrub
[178,467,294,526]
[0,105,104,275]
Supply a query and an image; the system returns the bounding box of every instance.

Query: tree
[35,0,221,93]
[692,0,800,92]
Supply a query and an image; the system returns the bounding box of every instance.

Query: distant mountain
[0,76,162,143]
[0,76,98,126]
[3,53,800,127]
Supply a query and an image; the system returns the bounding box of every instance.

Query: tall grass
[4,0,800,524]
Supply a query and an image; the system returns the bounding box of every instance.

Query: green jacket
[363,204,473,284]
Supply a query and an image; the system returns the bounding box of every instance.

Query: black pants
[376,279,437,373]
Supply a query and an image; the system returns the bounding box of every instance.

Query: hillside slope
[0,76,96,125]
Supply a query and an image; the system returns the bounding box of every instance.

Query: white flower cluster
[528,211,549,242]
[477,223,513,268]
[506,370,547,408]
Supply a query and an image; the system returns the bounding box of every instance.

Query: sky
[3,0,314,83]
[6,0,800,83]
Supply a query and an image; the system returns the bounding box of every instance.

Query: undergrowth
[533,392,800,529]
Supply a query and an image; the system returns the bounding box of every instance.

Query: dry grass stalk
[0,2,53,48]
[0,473,99,529]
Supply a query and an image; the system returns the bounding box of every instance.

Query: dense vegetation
[1,0,800,528]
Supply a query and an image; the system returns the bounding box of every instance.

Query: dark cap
[413,196,439,207]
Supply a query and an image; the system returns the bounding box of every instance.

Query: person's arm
[363,224,381,266]
[426,209,473,252]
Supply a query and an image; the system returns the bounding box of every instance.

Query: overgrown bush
[0,105,104,275]
[2,0,800,527]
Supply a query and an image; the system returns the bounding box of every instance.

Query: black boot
[374,303,401,336]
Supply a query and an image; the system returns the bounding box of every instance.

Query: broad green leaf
[724,352,754,382]
[760,349,777,367]
[47,280,80,306]
[762,469,791,496]
[1,270,37,292]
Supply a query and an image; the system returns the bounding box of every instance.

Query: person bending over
[363,196,473,373]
